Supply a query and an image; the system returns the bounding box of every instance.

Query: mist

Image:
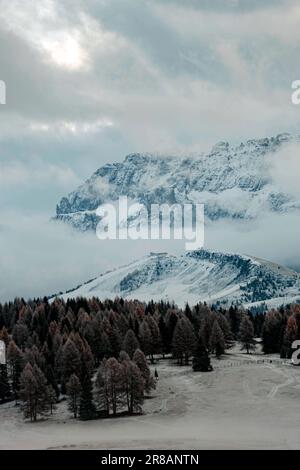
[0,208,299,303]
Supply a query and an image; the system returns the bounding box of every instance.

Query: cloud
[0,0,300,300]
[0,212,185,302]
[0,160,80,188]
[205,212,300,272]
[267,141,300,198]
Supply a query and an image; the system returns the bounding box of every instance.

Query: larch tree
[66,373,81,419]
[146,315,161,363]
[133,348,155,394]
[7,340,23,401]
[122,329,140,359]
[139,320,152,358]
[121,359,144,414]
[94,359,109,416]
[60,338,81,386]
[238,315,256,354]
[104,357,125,416]
[172,317,197,365]
[209,320,225,357]
[281,315,298,358]
[20,363,48,421]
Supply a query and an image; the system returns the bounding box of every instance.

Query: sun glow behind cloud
[42,33,86,70]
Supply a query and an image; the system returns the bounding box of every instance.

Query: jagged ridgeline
[55,133,300,231]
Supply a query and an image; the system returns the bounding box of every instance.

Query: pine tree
[133,348,155,394]
[79,373,97,421]
[108,327,122,358]
[0,364,11,403]
[7,340,23,401]
[122,329,140,359]
[66,373,81,418]
[12,321,29,349]
[262,310,284,354]
[139,320,152,357]
[209,320,225,357]
[46,385,57,415]
[60,338,81,385]
[192,336,212,372]
[172,317,197,365]
[146,315,161,363]
[217,314,234,348]
[238,315,256,354]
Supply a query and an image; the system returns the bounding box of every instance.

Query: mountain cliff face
[55,133,300,231]
[57,249,300,309]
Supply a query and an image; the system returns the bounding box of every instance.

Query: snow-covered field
[1,346,300,450]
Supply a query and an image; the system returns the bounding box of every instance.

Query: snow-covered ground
[57,250,300,308]
[1,345,300,450]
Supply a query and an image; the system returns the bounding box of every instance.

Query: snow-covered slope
[55,133,300,232]
[57,250,300,308]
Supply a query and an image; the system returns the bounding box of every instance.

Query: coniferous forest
[0,296,300,422]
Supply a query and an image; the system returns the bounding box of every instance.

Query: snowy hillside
[57,249,300,308]
[55,133,300,232]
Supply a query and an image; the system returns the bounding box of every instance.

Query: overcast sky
[1,0,300,300]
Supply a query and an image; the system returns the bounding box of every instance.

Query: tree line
[0,296,299,421]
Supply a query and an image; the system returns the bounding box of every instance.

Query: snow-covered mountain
[56,249,300,309]
[55,133,300,232]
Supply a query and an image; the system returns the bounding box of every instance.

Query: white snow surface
[2,345,300,449]
[57,249,300,308]
[55,133,300,232]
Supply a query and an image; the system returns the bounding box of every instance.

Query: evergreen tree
[238,315,256,354]
[0,364,11,403]
[79,372,97,421]
[139,320,152,357]
[122,329,140,359]
[66,373,81,418]
[158,316,168,357]
[146,315,161,362]
[60,338,81,385]
[262,310,284,354]
[217,313,234,348]
[46,385,57,415]
[209,320,225,357]
[172,317,196,365]
[108,327,122,358]
[192,336,212,372]
[7,340,23,400]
